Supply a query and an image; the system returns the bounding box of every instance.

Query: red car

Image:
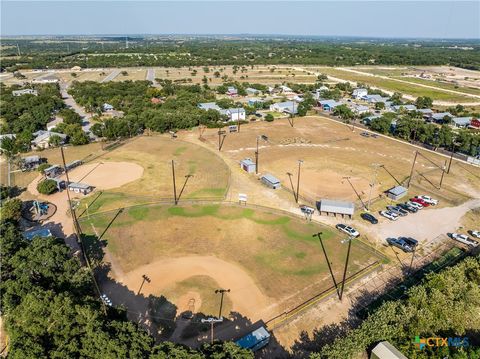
[410,197,430,207]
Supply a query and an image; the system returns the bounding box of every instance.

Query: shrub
[264,113,274,122]
[37,163,50,173]
[37,179,57,195]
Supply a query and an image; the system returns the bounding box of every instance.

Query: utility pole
[137,274,151,295]
[201,317,224,344]
[367,163,380,211]
[407,151,418,188]
[339,237,353,301]
[296,160,303,204]
[61,146,81,237]
[215,289,230,319]
[255,136,259,174]
[286,172,296,202]
[447,141,459,174]
[439,159,447,188]
[171,160,177,205]
[218,129,226,151]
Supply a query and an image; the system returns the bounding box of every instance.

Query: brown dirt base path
[115,255,271,321]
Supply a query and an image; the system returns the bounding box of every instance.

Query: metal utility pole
[367,163,380,211]
[296,160,303,204]
[171,160,177,205]
[286,172,296,202]
[343,176,367,209]
[339,237,353,301]
[137,274,151,295]
[215,289,230,319]
[201,317,224,344]
[255,136,259,174]
[177,174,193,204]
[313,232,340,299]
[407,151,418,188]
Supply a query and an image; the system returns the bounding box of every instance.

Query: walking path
[101,69,121,83]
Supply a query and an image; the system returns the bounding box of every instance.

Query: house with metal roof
[269,101,298,114]
[198,102,222,111]
[428,112,451,123]
[21,155,42,170]
[393,104,417,112]
[319,99,341,112]
[246,87,261,96]
[452,117,472,128]
[353,104,370,114]
[102,103,114,111]
[12,89,38,96]
[362,94,389,103]
[261,174,281,189]
[352,88,368,99]
[31,131,67,149]
[219,108,246,122]
[316,199,355,218]
[370,341,407,359]
[227,86,238,96]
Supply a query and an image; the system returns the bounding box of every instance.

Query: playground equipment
[33,201,49,216]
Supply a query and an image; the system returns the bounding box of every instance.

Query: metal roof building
[68,182,93,195]
[316,199,355,218]
[386,186,408,200]
[261,174,281,189]
[370,341,407,359]
[240,158,256,173]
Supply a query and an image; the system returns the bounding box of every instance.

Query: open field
[80,203,384,319]
[305,67,477,102]
[392,76,480,96]
[198,116,480,207]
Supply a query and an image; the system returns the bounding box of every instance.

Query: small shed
[386,186,408,200]
[65,160,83,171]
[240,158,256,173]
[316,199,355,218]
[370,341,407,359]
[24,228,53,241]
[51,177,67,191]
[22,155,42,170]
[44,165,63,178]
[68,182,93,195]
[261,174,281,189]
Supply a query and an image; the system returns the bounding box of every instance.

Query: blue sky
[1,1,479,38]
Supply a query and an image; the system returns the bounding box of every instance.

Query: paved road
[146,68,160,87]
[60,81,95,135]
[101,69,121,83]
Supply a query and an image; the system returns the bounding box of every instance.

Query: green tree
[36,179,57,195]
[333,104,354,121]
[415,96,433,109]
[264,114,274,122]
[375,102,385,110]
[0,198,22,223]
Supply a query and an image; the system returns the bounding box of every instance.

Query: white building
[220,108,246,122]
[352,88,368,99]
[12,89,38,97]
[198,102,222,111]
[269,101,298,114]
[31,130,67,149]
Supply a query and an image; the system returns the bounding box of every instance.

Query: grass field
[392,76,480,96]
[308,67,475,102]
[199,116,480,205]
[80,203,384,316]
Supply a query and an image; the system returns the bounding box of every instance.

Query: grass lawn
[80,204,384,304]
[393,76,480,97]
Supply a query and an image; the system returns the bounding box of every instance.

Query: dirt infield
[118,256,270,320]
[63,161,144,190]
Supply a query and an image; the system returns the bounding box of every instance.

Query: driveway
[60,82,96,136]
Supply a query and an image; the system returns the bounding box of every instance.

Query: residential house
[246,87,261,96]
[227,86,238,97]
[392,104,417,112]
[469,118,480,129]
[352,104,370,115]
[362,115,381,125]
[12,89,38,97]
[248,98,264,106]
[362,94,388,103]
[313,86,329,100]
[318,99,341,112]
[417,108,434,119]
[220,108,246,122]
[21,155,42,170]
[47,116,64,131]
[198,102,222,111]
[102,103,114,112]
[352,88,368,99]
[31,130,67,149]
[452,117,472,128]
[269,101,298,114]
[429,112,452,123]
[279,85,294,94]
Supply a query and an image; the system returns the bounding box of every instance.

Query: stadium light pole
[215,289,230,319]
[201,317,224,344]
[367,163,380,211]
[218,129,226,151]
[171,160,178,205]
[407,151,419,188]
[255,136,259,174]
[447,141,460,174]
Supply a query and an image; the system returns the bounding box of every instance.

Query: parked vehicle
[398,236,418,248]
[336,224,360,238]
[407,201,423,210]
[386,237,413,253]
[411,197,430,207]
[300,205,315,215]
[469,230,480,239]
[449,233,479,247]
[360,132,370,137]
[361,213,378,224]
[387,205,408,216]
[415,195,439,206]
[398,203,417,213]
[380,210,399,221]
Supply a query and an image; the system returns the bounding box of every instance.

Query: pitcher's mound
[65,161,143,190]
